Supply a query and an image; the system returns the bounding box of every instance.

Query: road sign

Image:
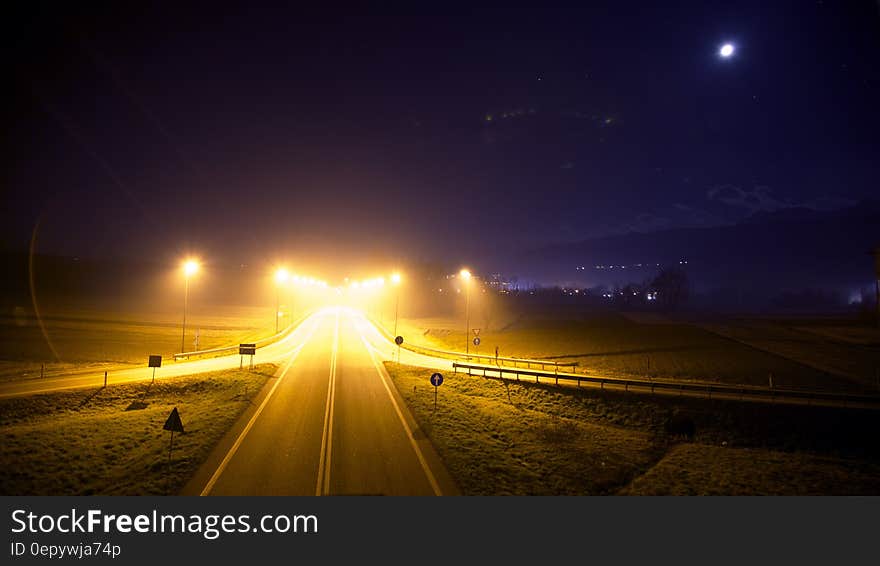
[395,336,404,345]
[163,407,184,480]
[239,343,256,356]
[473,337,481,346]
[163,407,184,433]
[430,372,443,410]
[148,355,162,368]
[473,328,481,336]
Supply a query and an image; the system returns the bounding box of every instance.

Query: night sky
[5,1,879,276]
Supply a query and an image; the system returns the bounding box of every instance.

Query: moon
[719,43,735,58]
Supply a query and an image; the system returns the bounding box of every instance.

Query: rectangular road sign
[148,355,162,368]
[239,344,256,356]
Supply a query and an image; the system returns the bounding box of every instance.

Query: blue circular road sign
[395,336,404,345]
[430,373,443,387]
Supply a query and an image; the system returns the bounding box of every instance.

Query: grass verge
[385,362,880,495]
[386,362,661,495]
[0,363,276,495]
[620,444,880,495]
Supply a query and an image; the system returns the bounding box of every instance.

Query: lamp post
[460,269,472,355]
[181,259,199,353]
[274,267,289,334]
[391,272,402,337]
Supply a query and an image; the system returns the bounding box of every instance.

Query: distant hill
[516,200,880,306]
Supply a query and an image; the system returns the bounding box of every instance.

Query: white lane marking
[199,318,319,496]
[316,309,340,496]
[359,333,443,496]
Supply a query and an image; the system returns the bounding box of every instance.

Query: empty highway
[183,307,458,496]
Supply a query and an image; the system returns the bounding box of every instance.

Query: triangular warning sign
[163,407,184,433]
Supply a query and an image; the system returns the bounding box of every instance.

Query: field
[0,364,276,495]
[386,362,880,495]
[394,312,877,392]
[0,305,279,383]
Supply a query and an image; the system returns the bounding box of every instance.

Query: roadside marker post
[430,372,443,411]
[104,371,108,388]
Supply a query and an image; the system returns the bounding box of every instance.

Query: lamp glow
[183,259,199,277]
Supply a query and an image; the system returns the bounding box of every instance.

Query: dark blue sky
[5,1,879,273]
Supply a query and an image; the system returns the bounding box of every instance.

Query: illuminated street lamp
[391,272,402,337]
[460,269,472,356]
[181,259,199,353]
[274,267,289,334]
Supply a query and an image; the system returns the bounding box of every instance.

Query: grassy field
[620,444,880,495]
[0,364,276,495]
[394,313,871,392]
[696,318,880,390]
[386,362,880,495]
[0,305,279,382]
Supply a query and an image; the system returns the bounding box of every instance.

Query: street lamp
[391,272,402,337]
[181,259,199,353]
[274,267,289,334]
[460,269,472,355]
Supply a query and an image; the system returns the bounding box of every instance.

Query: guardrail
[368,316,577,371]
[452,362,880,410]
[172,311,314,361]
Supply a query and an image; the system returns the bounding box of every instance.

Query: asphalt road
[184,307,458,496]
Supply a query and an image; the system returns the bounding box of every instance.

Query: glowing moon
[720,43,735,58]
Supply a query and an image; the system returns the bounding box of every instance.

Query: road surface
[182,307,457,495]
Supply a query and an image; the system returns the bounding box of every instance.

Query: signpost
[239,343,256,369]
[394,336,404,364]
[148,355,162,384]
[430,372,443,410]
[163,407,185,471]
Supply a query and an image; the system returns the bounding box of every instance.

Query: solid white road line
[359,332,443,496]
[199,319,318,496]
[316,309,340,496]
